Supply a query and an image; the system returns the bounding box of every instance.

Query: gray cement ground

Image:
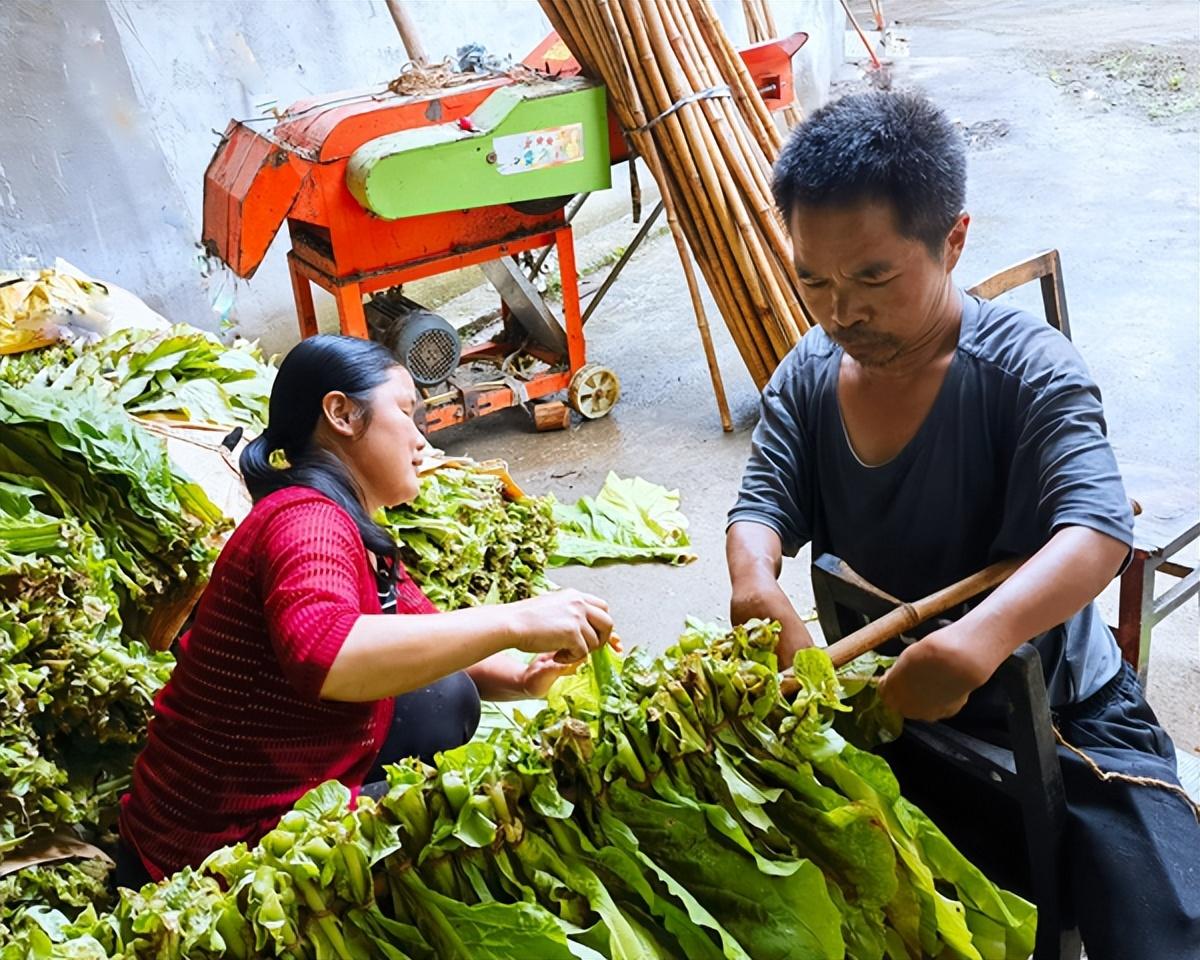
[436,0,1200,754]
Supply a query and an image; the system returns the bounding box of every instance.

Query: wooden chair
[967,250,1200,683]
[812,555,1080,960]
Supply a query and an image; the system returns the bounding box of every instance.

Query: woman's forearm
[320,607,516,702]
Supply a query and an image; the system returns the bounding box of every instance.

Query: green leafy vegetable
[381,466,555,610]
[7,621,1035,959]
[0,377,228,907]
[550,473,695,567]
[2,326,274,430]
[0,382,227,627]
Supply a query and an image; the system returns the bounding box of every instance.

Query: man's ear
[943,212,970,272]
[321,392,358,437]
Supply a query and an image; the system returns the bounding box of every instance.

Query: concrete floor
[436,0,1200,753]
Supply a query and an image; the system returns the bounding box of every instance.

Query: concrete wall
[0,0,843,352]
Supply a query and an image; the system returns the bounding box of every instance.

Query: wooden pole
[385,0,428,65]
[839,0,884,71]
[779,556,1026,696]
[541,0,803,393]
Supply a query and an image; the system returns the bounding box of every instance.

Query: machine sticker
[494,123,585,175]
[543,39,572,63]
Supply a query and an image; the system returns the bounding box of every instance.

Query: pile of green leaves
[381,466,556,610]
[550,473,695,567]
[383,467,699,612]
[9,623,1035,959]
[0,382,227,628]
[0,380,227,920]
[0,859,112,943]
[0,346,76,389]
[0,479,154,857]
[0,327,274,430]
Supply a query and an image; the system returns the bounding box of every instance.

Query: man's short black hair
[772,91,966,256]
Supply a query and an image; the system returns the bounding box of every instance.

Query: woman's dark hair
[240,334,400,557]
[772,90,966,257]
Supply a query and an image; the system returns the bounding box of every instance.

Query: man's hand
[877,623,992,721]
[877,527,1129,721]
[727,520,814,668]
[731,586,815,666]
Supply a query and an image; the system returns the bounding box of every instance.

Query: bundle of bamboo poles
[539,0,811,428]
[742,0,805,130]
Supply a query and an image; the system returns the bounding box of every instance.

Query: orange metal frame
[202,30,808,434]
[287,221,585,433]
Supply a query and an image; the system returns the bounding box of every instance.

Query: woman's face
[341,366,427,511]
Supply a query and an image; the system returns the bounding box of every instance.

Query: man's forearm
[727,522,783,586]
[726,520,814,659]
[950,526,1129,682]
[728,521,788,620]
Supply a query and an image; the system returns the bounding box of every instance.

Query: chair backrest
[970,251,1157,674]
[967,249,1071,340]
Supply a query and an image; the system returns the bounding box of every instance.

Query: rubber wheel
[568,363,620,419]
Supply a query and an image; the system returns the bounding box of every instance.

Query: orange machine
[202,31,806,433]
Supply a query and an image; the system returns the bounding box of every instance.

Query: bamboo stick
[657,2,787,379]
[642,0,792,361]
[583,0,737,426]
[779,557,1026,696]
[541,0,805,392]
[657,10,777,379]
[690,0,780,152]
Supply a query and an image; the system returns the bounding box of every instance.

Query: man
[726,90,1198,958]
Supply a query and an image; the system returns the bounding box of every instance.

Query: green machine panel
[347,78,611,220]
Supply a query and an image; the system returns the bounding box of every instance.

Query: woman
[116,335,615,887]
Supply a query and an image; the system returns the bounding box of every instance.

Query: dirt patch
[955,118,1011,150]
[1043,45,1200,126]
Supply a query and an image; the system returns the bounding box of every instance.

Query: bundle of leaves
[0,662,60,859]
[9,622,1035,960]
[0,385,226,911]
[381,466,556,610]
[0,479,172,745]
[0,382,228,632]
[0,326,274,431]
[0,477,169,865]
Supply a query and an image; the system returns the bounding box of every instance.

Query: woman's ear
[321,391,359,437]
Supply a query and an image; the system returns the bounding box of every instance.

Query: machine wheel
[568,364,620,419]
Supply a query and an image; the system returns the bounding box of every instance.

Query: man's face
[788,201,968,368]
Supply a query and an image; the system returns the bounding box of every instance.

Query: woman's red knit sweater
[119,486,436,879]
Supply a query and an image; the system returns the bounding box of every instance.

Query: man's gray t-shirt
[729,292,1132,706]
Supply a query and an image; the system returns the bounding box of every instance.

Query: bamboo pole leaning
[539,0,811,414]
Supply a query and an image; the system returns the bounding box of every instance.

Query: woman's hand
[508,589,616,663]
[518,651,581,697]
[324,590,618,703]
